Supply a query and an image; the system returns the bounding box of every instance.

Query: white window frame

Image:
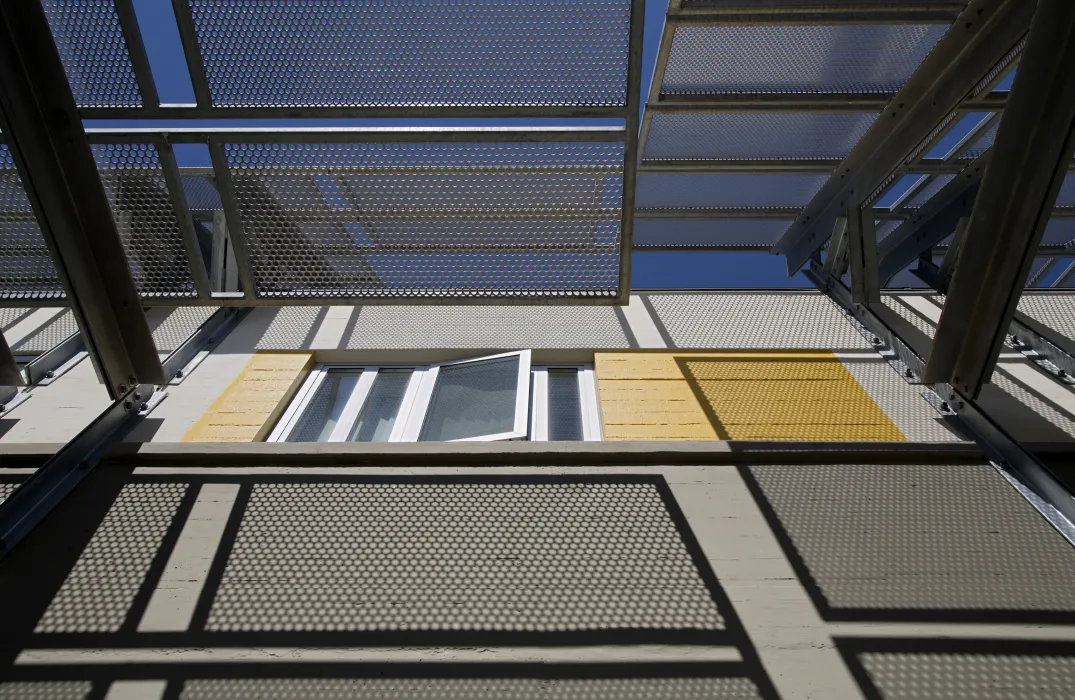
[266,365,424,443]
[399,350,532,442]
[268,350,533,443]
[530,364,602,441]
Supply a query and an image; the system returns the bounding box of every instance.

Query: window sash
[399,350,532,442]
[530,365,602,441]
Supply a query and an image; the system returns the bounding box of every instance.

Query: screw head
[139,402,148,412]
[940,401,950,412]
[44,370,55,378]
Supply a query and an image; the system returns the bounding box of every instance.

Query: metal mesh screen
[643,112,878,161]
[41,0,142,108]
[633,220,792,248]
[182,176,223,213]
[1058,174,1075,209]
[960,121,999,160]
[904,174,955,209]
[92,143,196,298]
[223,141,624,300]
[188,0,631,108]
[636,174,827,209]
[0,146,65,301]
[547,369,584,441]
[662,25,948,95]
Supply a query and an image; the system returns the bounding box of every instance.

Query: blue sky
[107,0,993,291]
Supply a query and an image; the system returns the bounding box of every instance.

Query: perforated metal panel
[0,146,65,301]
[904,174,955,209]
[41,0,142,108]
[188,0,631,108]
[1056,174,1075,209]
[643,112,878,161]
[206,480,725,633]
[182,176,223,213]
[960,120,999,160]
[646,293,872,349]
[749,463,1075,612]
[662,25,948,95]
[1041,220,1075,248]
[223,141,624,300]
[633,220,791,248]
[858,651,1075,700]
[92,144,197,298]
[636,174,827,209]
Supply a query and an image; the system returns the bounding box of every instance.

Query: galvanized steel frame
[776,0,1034,273]
[0,0,164,396]
[924,0,1075,396]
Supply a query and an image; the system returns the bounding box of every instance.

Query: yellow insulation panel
[182,352,314,442]
[595,352,905,442]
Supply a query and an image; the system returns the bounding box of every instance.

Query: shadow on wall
[676,354,907,441]
[0,471,777,699]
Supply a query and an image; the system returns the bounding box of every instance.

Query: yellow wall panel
[595,351,905,442]
[182,352,314,442]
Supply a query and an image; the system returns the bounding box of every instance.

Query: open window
[268,350,540,443]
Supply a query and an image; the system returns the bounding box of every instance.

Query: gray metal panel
[10,309,77,355]
[837,356,964,443]
[222,140,624,301]
[646,293,872,349]
[33,482,187,633]
[1017,294,1075,339]
[642,112,879,161]
[205,480,725,633]
[344,306,631,350]
[662,24,949,95]
[178,678,763,699]
[91,143,197,299]
[187,0,631,109]
[749,462,1075,612]
[904,174,956,209]
[147,306,218,355]
[0,146,65,302]
[40,0,141,108]
[636,173,827,209]
[633,219,791,248]
[857,652,1075,700]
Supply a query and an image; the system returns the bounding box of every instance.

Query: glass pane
[547,369,584,441]
[419,356,519,441]
[285,369,361,442]
[348,369,412,442]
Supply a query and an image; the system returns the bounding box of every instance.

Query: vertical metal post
[847,207,879,305]
[114,0,159,109]
[155,137,211,298]
[925,0,1075,396]
[618,0,647,303]
[208,139,257,299]
[0,0,164,396]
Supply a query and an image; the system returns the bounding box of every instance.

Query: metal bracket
[162,307,249,385]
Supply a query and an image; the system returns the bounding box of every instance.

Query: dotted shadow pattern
[178,676,763,700]
[837,639,1075,700]
[206,478,726,638]
[744,463,1075,623]
[34,483,188,633]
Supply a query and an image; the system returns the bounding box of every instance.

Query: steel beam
[877,157,988,283]
[775,0,1033,274]
[924,0,1075,396]
[668,5,965,24]
[22,330,84,385]
[0,0,164,397]
[846,207,879,304]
